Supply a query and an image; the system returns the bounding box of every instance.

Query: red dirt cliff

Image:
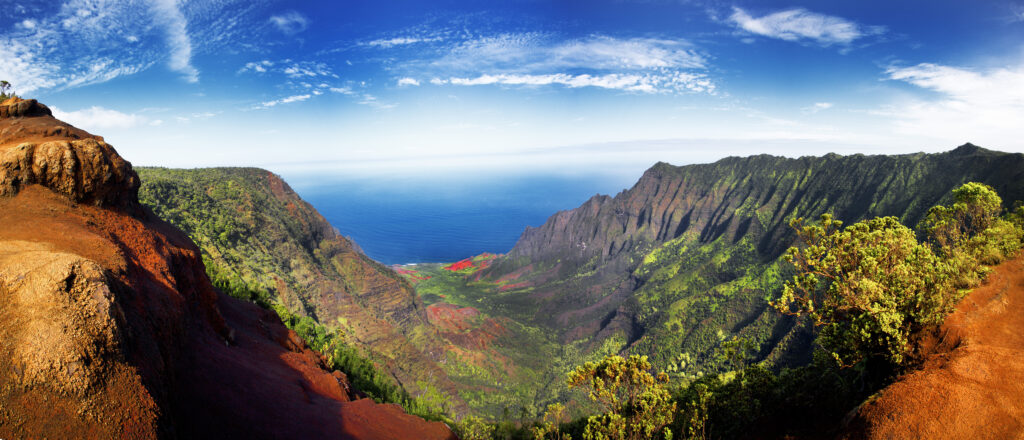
[0,98,455,439]
[841,257,1024,439]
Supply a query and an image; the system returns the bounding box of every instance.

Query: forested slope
[480,144,1024,375]
[137,167,466,412]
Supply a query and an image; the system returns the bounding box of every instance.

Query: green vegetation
[567,355,675,440]
[139,152,1024,436]
[137,167,465,416]
[422,183,1022,439]
[775,183,1022,371]
[0,80,14,100]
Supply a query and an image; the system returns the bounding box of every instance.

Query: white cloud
[727,7,878,45]
[51,106,149,130]
[357,94,397,110]
[239,60,273,73]
[282,61,334,78]
[0,40,60,93]
[150,0,199,83]
[406,33,712,94]
[397,77,420,87]
[882,63,1024,148]
[802,102,833,113]
[269,11,308,35]
[440,72,714,94]
[1012,4,1024,23]
[255,94,312,109]
[438,34,706,72]
[364,36,442,48]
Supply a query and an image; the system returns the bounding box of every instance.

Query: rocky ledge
[0,97,139,210]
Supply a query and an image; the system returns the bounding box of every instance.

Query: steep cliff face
[481,145,1024,372]
[0,98,455,439]
[136,167,466,412]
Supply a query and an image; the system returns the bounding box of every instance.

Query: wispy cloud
[254,94,312,109]
[727,7,880,45]
[882,63,1024,147]
[1012,4,1024,23]
[150,0,199,83]
[437,72,714,94]
[51,106,150,130]
[269,10,309,35]
[393,33,713,94]
[0,0,216,92]
[239,60,273,73]
[802,102,833,113]
[357,94,397,110]
[364,36,443,48]
[435,34,706,72]
[283,61,335,78]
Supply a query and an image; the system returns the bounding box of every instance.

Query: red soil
[842,258,1024,439]
[498,282,530,292]
[444,258,474,271]
[426,303,507,351]
[394,267,432,283]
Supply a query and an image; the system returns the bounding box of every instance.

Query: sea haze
[289,173,634,265]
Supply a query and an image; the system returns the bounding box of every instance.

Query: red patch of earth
[444,259,474,271]
[841,257,1024,439]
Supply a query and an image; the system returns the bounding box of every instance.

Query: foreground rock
[0,98,455,439]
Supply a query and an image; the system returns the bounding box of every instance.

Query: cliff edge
[841,257,1024,439]
[0,98,454,439]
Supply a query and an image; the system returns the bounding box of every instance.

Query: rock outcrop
[0,99,455,439]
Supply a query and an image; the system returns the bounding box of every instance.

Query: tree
[920,182,1022,285]
[456,415,495,440]
[567,354,675,440]
[772,214,950,369]
[532,403,572,440]
[0,80,11,99]
[920,182,1003,252]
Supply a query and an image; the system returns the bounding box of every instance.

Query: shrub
[456,415,495,440]
[0,80,13,100]
[567,354,675,440]
[533,403,572,440]
[773,214,951,369]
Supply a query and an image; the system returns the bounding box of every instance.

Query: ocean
[290,174,634,265]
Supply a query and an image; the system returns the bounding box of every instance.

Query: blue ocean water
[290,174,633,265]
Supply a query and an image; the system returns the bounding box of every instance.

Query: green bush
[0,80,14,100]
[920,182,1023,286]
[772,214,950,368]
[567,354,675,440]
[776,182,1023,371]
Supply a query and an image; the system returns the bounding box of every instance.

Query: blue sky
[2,0,1023,179]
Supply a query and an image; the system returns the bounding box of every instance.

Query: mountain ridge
[479,144,1024,373]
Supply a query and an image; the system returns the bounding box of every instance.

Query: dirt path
[844,258,1024,439]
